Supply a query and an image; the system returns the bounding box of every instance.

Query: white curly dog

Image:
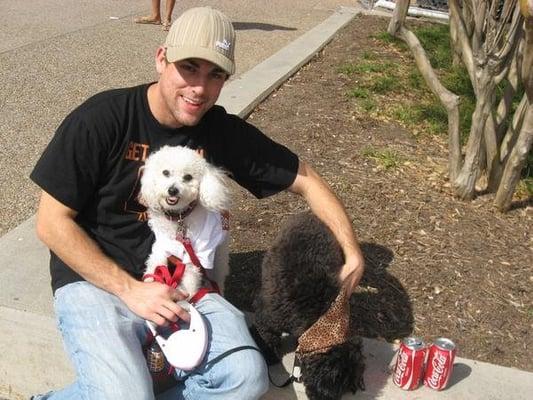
[139,145,231,298]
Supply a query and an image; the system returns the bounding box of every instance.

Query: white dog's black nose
[168,186,179,196]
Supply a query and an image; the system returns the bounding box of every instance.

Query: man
[31,6,364,400]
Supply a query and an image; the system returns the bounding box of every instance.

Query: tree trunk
[454,72,494,199]
[494,103,533,211]
[387,0,409,36]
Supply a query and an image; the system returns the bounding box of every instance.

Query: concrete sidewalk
[1,2,532,400]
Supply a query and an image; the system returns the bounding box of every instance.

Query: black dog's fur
[252,212,365,400]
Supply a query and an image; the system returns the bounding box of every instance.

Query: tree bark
[454,72,494,199]
[449,1,476,86]
[494,103,533,211]
[522,18,533,101]
[387,0,409,36]
[500,94,528,162]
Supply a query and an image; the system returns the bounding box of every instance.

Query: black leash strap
[180,345,261,380]
[267,355,302,388]
[203,345,261,370]
[184,343,303,389]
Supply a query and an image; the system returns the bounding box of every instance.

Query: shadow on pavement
[233,22,297,31]
[226,242,414,343]
[446,363,472,389]
[351,242,414,342]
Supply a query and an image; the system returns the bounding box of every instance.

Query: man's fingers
[170,288,189,302]
[149,313,168,327]
[163,299,191,323]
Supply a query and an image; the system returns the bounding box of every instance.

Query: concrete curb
[217,6,360,118]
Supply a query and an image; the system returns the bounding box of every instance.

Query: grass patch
[372,31,405,47]
[338,60,394,75]
[407,69,424,90]
[393,102,448,134]
[362,146,404,170]
[360,98,377,112]
[412,24,452,69]
[441,66,474,97]
[371,75,402,93]
[418,103,448,134]
[516,178,533,198]
[361,51,377,60]
[348,87,370,99]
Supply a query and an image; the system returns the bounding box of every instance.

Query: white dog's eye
[162,170,170,177]
[183,174,193,182]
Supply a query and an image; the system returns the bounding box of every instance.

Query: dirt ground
[223,14,533,372]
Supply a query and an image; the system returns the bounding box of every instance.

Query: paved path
[1,1,532,399]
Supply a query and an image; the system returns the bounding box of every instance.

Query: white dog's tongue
[166,196,179,206]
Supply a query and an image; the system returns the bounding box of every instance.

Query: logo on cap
[215,39,231,52]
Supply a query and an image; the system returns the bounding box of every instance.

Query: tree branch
[449,1,476,84]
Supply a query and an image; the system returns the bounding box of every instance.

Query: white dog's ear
[199,165,231,212]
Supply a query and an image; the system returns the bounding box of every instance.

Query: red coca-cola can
[392,337,427,390]
[424,337,456,390]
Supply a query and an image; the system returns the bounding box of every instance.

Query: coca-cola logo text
[427,352,446,388]
[394,352,409,383]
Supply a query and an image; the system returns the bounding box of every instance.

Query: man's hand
[339,254,365,296]
[119,280,190,326]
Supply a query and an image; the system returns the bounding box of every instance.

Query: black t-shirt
[30,84,299,292]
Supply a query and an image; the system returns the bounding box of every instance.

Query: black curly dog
[251,212,365,400]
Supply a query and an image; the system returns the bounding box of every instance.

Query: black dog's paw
[249,325,281,366]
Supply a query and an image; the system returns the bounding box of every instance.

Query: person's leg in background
[134,0,162,25]
[162,0,176,31]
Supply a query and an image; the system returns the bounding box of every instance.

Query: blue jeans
[34,282,268,400]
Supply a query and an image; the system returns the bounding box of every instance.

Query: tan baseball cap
[164,7,236,75]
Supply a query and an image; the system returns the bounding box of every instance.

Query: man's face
[154,51,228,128]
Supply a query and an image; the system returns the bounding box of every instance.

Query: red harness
[143,237,220,304]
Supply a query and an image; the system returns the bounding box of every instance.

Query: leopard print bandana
[296,290,350,356]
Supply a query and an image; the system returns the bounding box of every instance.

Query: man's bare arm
[35,191,189,324]
[288,161,365,294]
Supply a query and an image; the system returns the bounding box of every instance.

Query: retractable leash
[143,240,260,372]
[145,301,208,371]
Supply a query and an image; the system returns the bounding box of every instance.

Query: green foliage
[348,87,370,99]
[361,51,377,60]
[362,146,404,170]
[516,178,533,197]
[338,60,394,75]
[371,75,402,93]
[407,69,424,89]
[412,24,452,69]
[441,66,474,97]
[360,98,377,112]
[372,31,405,47]
[393,102,447,134]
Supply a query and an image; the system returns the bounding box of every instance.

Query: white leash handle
[145,302,208,371]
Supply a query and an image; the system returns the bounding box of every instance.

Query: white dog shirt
[155,210,228,270]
